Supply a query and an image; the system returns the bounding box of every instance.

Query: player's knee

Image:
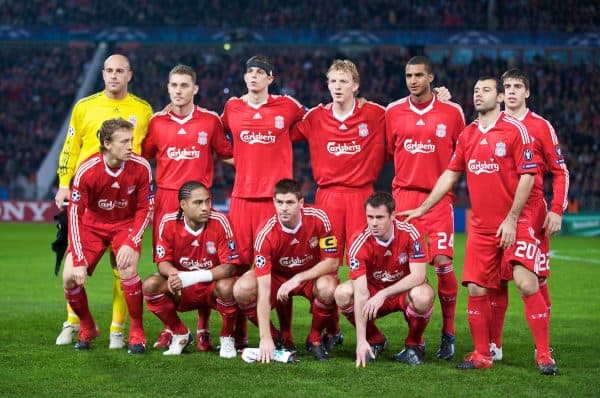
[314,275,337,304]
[433,254,452,266]
[334,281,353,307]
[215,278,235,299]
[410,283,434,312]
[233,273,257,304]
[142,275,163,295]
[513,265,539,296]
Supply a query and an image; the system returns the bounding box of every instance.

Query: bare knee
[62,253,78,289]
[408,283,435,313]
[513,265,539,296]
[142,274,165,295]
[467,283,488,296]
[233,271,257,305]
[215,278,235,299]
[334,281,354,307]
[314,275,337,304]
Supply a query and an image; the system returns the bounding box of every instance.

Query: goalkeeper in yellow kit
[54,54,153,349]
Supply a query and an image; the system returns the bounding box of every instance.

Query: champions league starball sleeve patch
[254,255,266,268]
[71,189,81,202]
[156,245,165,259]
[349,258,360,271]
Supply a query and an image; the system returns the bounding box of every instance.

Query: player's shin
[467,295,492,357]
[435,262,457,335]
[121,274,145,339]
[64,286,95,330]
[404,305,432,347]
[144,293,187,334]
[308,298,335,344]
[216,297,238,336]
[489,283,508,349]
[522,291,550,356]
[110,267,127,334]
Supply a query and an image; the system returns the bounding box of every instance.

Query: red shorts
[176,281,216,312]
[69,222,140,274]
[530,198,550,277]
[394,189,454,262]
[153,188,179,237]
[315,186,373,250]
[466,226,541,288]
[500,223,545,281]
[229,197,274,265]
[367,283,409,317]
[270,272,315,307]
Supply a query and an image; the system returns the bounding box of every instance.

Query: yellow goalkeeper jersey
[56,91,153,187]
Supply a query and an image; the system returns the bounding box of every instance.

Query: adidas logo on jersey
[191,240,200,247]
[253,112,262,120]
[111,181,120,189]
[480,137,488,145]
[290,238,299,245]
[416,119,425,126]
[384,250,392,256]
[177,128,187,135]
[339,123,348,130]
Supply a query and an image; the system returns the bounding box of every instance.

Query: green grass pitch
[0,223,598,397]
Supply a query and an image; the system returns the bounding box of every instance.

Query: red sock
[404,305,432,346]
[64,286,95,330]
[276,298,293,341]
[233,312,247,343]
[339,303,384,344]
[539,279,551,314]
[216,297,238,337]
[121,274,144,338]
[239,302,280,339]
[196,305,211,331]
[309,298,334,344]
[435,262,458,335]
[522,291,550,355]
[467,294,492,357]
[144,293,187,335]
[489,283,508,348]
[325,306,340,336]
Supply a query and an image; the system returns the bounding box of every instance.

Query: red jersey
[154,209,241,271]
[386,96,465,192]
[517,109,569,215]
[222,95,305,198]
[448,112,538,233]
[142,106,232,190]
[253,207,340,278]
[347,219,427,291]
[68,153,153,263]
[292,100,386,188]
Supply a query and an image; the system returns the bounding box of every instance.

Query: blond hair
[327,59,360,85]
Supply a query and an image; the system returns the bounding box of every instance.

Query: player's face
[168,73,198,108]
[182,187,211,225]
[474,79,503,114]
[102,55,132,96]
[105,128,133,162]
[244,67,273,94]
[365,204,393,241]
[405,64,433,97]
[503,77,529,111]
[274,193,303,229]
[327,70,359,105]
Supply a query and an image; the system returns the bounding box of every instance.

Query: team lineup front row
[57,55,568,377]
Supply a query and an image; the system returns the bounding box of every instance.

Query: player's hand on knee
[277,277,300,302]
[116,245,139,270]
[167,273,183,295]
[72,266,87,286]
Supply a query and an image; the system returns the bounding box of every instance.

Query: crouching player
[62,118,152,354]
[335,192,434,367]
[143,181,243,357]
[233,179,341,362]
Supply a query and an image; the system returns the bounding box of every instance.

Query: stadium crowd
[1,0,597,32]
[0,43,597,209]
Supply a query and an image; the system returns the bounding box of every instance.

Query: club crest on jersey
[435,123,447,138]
[156,245,165,259]
[495,142,506,157]
[349,258,360,271]
[198,131,208,145]
[524,148,533,161]
[128,115,137,127]
[398,252,408,264]
[274,115,284,129]
[71,189,81,202]
[228,239,236,251]
[127,185,136,195]
[206,241,216,254]
[309,236,319,248]
[358,123,369,137]
[255,255,266,268]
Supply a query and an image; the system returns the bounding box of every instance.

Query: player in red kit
[335,192,433,367]
[488,69,569,363]
[62,118,153,354]
[401,77,557,375]
[386,56,465,360]
[142,181,243,358]
[222,55,305,349]
[233,179,341,362]
[142,64,233,351]
[291,59,386,350]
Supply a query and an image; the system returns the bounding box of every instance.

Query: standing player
[335,192,433,367]
[488,68,569,361]
[143,181,242,358]
[401,77,557,375]
[54,54,153,349]
[233,179,341,361]
[291,59,386,349]
[142,64,233,351]
[385,56,465,360]
[222,55,305,348]
[62,118,152,353]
